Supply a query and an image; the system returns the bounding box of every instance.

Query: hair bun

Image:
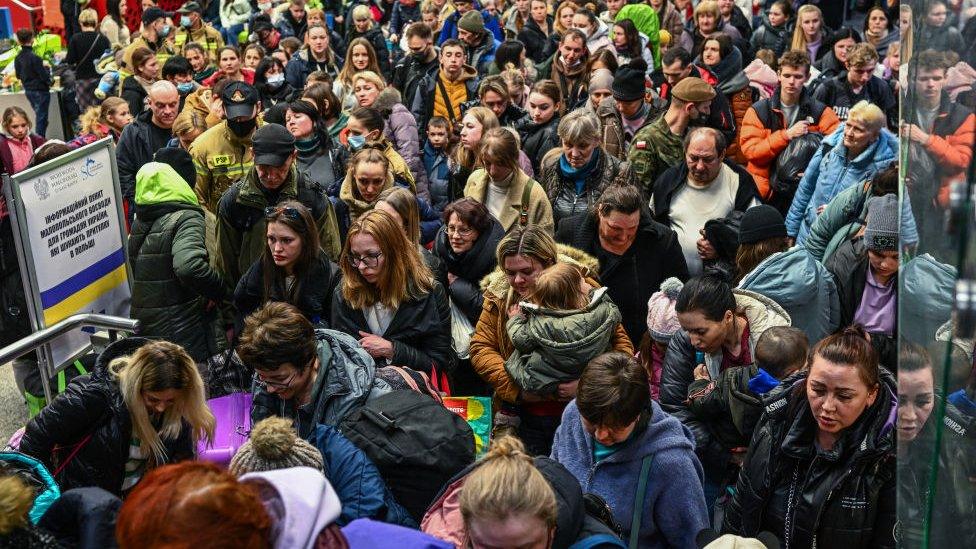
[660,277,684,300]
[702,265,734,285]
[248,417,299,460]
[840,324,870,341]
[484,435,531,463]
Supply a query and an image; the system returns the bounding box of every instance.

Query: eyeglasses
[265,206,302,221]
[446,225,474,237]
[347,251,383,268]
[255,370,297,390]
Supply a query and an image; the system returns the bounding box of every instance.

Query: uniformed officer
[174,2,225,66]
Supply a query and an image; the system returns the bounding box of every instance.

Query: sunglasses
[264,206,303,221]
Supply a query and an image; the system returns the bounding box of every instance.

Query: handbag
[450,299,475,360]
[198,341,252,465]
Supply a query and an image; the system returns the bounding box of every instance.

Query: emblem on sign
[34,177,50,200]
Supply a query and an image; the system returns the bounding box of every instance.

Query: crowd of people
[1,0,974,548]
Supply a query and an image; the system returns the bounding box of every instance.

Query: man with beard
[629,77,715,197]
[117,81,181,218]
[537,29,589,108]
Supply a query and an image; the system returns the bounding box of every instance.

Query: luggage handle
[361,408,397,431]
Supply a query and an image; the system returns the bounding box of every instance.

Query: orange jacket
[739,93,841,200]
[926,105,976,206]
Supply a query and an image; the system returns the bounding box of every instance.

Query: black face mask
[227,117,257,137]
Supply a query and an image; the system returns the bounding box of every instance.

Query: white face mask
[259,2,272,10]
[267,73,285,86]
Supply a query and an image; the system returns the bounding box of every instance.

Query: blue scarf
[559,151,601,197]
[748,368,781,395]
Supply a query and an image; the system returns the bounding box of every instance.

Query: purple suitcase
[198,392,252,465]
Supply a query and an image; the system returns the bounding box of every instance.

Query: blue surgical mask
[347,134,366,150]
[159,24,172,38]
[180,16,193,28]
[177,82,194,93]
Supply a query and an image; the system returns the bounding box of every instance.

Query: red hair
[116,462,271,548]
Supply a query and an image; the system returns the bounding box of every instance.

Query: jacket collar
[465,168,535,230]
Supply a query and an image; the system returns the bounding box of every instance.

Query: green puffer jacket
[504,287,622,395]
[129,163,229,362]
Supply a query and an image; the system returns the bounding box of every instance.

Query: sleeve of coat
[738,107,790,200]
[817,106,841,136]
[660,333,722,466]
[611,323,635,355]
[660,226,690,282]
[232,266,262,330]
[316,198,342,262]
[686,378,727,421]
[722,423,772,537]
[450,277,485,325]
[19,382,109,468]
[392,114,430,201]
[215,205,244,282]
[530,182,555,234]
[115,130,140,201]
[121,85,144,121]
[417,197,442,244]
[868,461,897,549]
[189,142,214,211]
[784,141,826,237]
[284,56,304,91]
[925,112,976,172]
[313,426,392,525]
[470,297,522,403]
[506,314,534,352]
[803,188,851,262]
[172,213,228,301]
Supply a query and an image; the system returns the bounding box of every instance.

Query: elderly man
[650,127,759,276]
[555,183,688,345]
[117,81,180,215]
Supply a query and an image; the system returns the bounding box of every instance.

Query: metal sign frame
[1,137,130,397]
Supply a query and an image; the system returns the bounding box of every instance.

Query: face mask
[267,73,285,86]
[347,134,366,150]
[177,82,194,93]
[180,17,193,28]
[227,117,258,137]
[159,24,172,38]
[259,2,272,10]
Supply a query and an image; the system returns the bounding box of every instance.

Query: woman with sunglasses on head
[234,201,341,330]
[331,209,453,381]
[285,99,348,194]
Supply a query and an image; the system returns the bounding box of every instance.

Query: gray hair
[557,108,601,146]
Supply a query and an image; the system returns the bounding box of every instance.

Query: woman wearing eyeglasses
[331,209,453,381]
[233,201,341,329]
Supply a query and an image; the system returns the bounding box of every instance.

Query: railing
[0,314,139,401]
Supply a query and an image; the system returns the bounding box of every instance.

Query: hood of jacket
[373,86,403,114]
[733,288,792,334]
[240,467,341,549]
[89,337,156,386]
[480,244,600,299]
[512,287,622,363]
[738,247,826,309]
[446,64,479,83]
[704,46,748,95]
[134,162,198,207]
[744,58,778,98]
[936,320,975,364]
[588,20,610,46]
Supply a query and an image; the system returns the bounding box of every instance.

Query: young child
[641,277,684,400]
[13,29,52,138]
[496,263,622,430]
[423,117,452,214]
[687,325,809,450]
[0,107,46,176]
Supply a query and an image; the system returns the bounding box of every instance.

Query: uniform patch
[212,155,233,167]
[634,141,648,150]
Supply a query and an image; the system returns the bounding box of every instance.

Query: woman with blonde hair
[335,38,384,110]
[170,109,208,150]
[19,339,214,496]
[464,126,553,233]
[376,186,444,247]
[790,4,829,63]
[66,8,112,110]
[68,96,132,148]
[336,147,397,238]
[449,106,501,202]
[331,209,453,380]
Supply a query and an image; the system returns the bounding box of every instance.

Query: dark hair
[15,28,33,44]
[863,5,893,33]
[441,38,466,55]
[302,82,340,119]
[443,197,493,234]
[217,45,241,60]
[286,99,327,139]
[254,56,286,88]
[899,341,932,373]
[184,42,206,57]
[131,47,156,72]
[28,143,72,167]
[562,27,587,45]
[823,27,863,60]
[238,302,318,372]
[306,70,333,86]
[675,273,737,321]
[702,32,733,60]
[809,325,880,388]
[755,326,809,379]
[162,56,193,79]
[574,8,598,26]
[211,77,233,99]
[348,105,384,133]
[584,47,618,75]
[577,352,650,428]
[596,184,642,216]
[612,19,642,59]
[280,36,303,56]
[405,21,433,40]
[912,48,951,75]
[778,49,812,73]
[494,40,526,72]
[261,201,320,312]
[870,163,899,196]
[662,46,693,68]
[108,0,123,26]
[770,0,794,19]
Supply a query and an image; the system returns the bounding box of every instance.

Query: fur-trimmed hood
[374,86,403,113]
[479,244,600,299]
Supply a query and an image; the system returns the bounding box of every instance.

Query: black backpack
[339,390,475,521]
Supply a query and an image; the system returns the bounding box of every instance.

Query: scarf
[295,133,321,154]
[552,55,587,100]
[134,74,156,94]
[559,151,600,196]
[193,66,216,83]
[339,174,392,222]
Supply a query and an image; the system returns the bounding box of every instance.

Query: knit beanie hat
[738,205,786,245]
[229,417,325,475]
[589,68,614,93]
[612,59,648,101]
[153,147,196,188]
[646,277,684,343]
[864,194,899,251]
[459,10,486,35]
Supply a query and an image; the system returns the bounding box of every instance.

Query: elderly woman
[470,224,633,456]
[463,127,554,234]
[785,100,897,243]
[538,109,638,226]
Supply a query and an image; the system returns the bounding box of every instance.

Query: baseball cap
[252,124,296,166]
[221,81,259,119]
[177,1,203,14]
[142,7,171,25]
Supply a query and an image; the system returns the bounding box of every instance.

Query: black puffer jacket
[516,114,561,175]
[432,218,505,325]
[234,252,342,329]
[723,370,897,549]
[518,17,556,64]
[539,148,638,226]
[749,15,791,57]
[37,487,121,549]
[19,338,195,496]
[330,281,453,375]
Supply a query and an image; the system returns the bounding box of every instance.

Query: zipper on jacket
[809,466,853,549]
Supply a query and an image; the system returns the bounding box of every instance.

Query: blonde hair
[454,106,500,170]
[847,99,885,132]
[344,147,394,202]
[495,225,560,307]
[460,436,558,537]
[0,475,33,534]
[901,4,913,64]
[352,4,372,21]
[528,263,587,309]
[337,38,384,88]
[340,209,434,309]
[79,8,99,28]
[78,106,111,137]
[377,186,421,245]
[110,341,214,465]
[172,108,208,138]
[790,5,823,53]
[694,0,720,21]
[2,106,30,133]
[352,69,387,92]
[553,1,581,35]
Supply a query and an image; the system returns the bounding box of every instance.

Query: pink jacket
[744,59,778,100]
